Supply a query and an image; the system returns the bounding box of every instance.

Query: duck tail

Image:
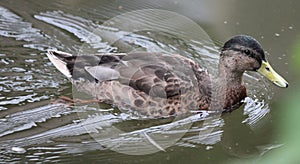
[46,50,73,78]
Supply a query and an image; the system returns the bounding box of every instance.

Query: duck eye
[266,67,270,71]
[244,49,251,55]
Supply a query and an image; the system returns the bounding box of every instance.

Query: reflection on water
[0,2,277,163]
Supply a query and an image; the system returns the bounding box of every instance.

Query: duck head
[221,35,288,88]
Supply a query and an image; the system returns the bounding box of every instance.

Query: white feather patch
[85,66,120,82]
[46,50,72,78]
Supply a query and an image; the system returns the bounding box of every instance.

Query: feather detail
[46,50,72,78]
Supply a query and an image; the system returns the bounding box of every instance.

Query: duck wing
[46,50,125,81]
[47,51,207,99]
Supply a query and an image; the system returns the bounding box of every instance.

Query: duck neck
[217,56,244,86]
[209,56,247,111]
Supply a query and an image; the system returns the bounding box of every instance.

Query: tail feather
[46,50,72,78]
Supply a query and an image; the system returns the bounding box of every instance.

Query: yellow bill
[258,61,288,88]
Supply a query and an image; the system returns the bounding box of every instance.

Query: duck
[46,35,288,117]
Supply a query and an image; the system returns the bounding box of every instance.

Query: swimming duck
[46,35,288,117]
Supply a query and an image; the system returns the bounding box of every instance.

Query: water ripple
[0,6,62,51]
[34,10,112,51]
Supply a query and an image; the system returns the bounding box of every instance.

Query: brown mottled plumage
[46,35,288,117]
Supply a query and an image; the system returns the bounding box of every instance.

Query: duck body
[47,51,213,117]
[47,35,288,117]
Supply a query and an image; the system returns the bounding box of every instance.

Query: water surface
[0,0,296,163]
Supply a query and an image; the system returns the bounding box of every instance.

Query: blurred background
[0,0,299,163]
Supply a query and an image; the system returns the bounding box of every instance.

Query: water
[0,0,296,163]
